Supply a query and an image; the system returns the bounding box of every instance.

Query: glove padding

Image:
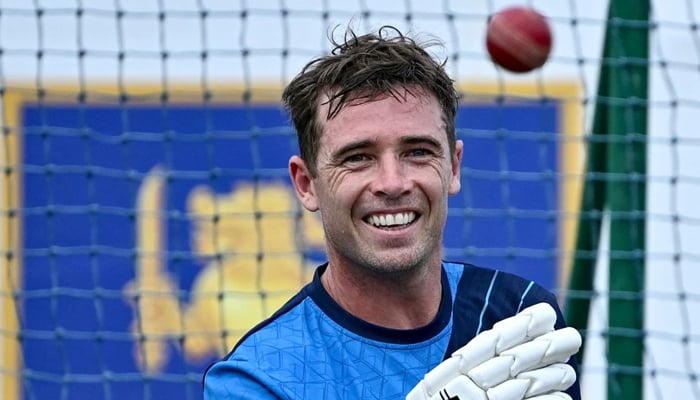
[406,303,581,400]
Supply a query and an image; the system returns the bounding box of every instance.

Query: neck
[320,261,443,329]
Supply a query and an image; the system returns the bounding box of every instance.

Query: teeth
[367,212,416,227]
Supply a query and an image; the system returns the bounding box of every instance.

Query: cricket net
[0,1,698,399]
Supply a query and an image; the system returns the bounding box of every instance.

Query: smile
[365,211,417,228]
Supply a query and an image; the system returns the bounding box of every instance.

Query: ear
[289,155,320,212]
[448,139,463,195]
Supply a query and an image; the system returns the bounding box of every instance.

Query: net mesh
[0,1,698,399]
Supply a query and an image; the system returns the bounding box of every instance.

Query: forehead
[317,90,445,148]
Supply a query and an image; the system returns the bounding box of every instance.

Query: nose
[369,156,411,198]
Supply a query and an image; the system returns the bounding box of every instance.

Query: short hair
[282,25,459,177]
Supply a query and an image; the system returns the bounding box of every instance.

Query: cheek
[314,175,351,210]
[422,166,457,204]
[427,161,455,189]
[324,167,351,194]
[321,168,362,200]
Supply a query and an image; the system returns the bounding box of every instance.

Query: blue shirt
[203,261,581,399]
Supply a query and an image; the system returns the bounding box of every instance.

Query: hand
[406,303,581,400]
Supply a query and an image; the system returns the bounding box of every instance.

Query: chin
[364,253,428,276]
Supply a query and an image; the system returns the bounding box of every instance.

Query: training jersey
[203,261,581,400]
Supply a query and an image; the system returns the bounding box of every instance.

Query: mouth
[364,211,418,229]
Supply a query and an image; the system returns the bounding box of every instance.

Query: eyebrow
[330,135,444,161]
[401,135,443,150]
[331,139,373,161]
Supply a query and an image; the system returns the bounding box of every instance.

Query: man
[203,26,581,400]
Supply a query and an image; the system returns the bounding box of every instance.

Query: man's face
[290,89,463,275]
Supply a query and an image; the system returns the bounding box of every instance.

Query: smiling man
[203,26,582,400]
[292,87,462,330]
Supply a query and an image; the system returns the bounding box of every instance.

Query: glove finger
[485,378,529,400]
[429,375,487,400]
[501,327,582,375]
[454,329,500,373]
[467,355,513,389]
[496,303,557,342]
[490,303,558,353]
[414,322,577,397]
[453,303,558,373]
[526,392,572,400]
[415,357,462,398]
[482,363,575,400]
[409,303,576,400]
[466,327,580,389]
[518,363,576,397]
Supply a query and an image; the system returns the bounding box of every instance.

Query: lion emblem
[124,167,325,371]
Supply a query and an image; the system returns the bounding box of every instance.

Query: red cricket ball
[486,6,553,73]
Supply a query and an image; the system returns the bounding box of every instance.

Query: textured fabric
[203,262,581,400]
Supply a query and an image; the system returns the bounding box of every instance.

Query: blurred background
[0,1,698,399]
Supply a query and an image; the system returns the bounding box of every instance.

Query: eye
[344,153,369,164]
[408,147,434,157]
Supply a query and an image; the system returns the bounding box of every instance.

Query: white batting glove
[406,303,581,400]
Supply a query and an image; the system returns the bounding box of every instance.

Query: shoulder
[442,261,564,339]
[204,265,357,398]
[443,260,544,301]
[203,288,321,399]
[223,283,319,360]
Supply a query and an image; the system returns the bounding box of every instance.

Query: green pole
[565,1,649,398]
[564,94,607,365]
[605,1,649,399]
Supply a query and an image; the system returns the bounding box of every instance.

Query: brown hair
[282,25,458,177]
